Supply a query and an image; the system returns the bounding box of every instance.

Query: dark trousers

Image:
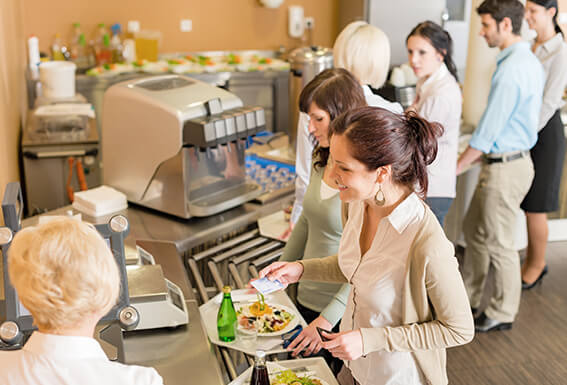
[296,301,344,375]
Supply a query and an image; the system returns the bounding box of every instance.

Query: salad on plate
[236,294,296,335]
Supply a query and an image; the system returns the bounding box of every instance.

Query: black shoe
[474,312,512,333]
[522,265,548,290]
[471,307,478,317]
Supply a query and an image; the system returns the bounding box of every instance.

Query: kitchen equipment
[23,50,290,134]
[102,74,265,218]
[22,109,100,215]
[127,263,189,331]
[39,61,76,99]
[395,85,417,109]
[288,46,333,150]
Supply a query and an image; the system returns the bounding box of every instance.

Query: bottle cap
[73,22,81,28]
[111,23,122,34]
[222,286,232,294]
[255,350,266,359]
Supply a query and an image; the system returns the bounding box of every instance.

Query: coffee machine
[102,75,265,219]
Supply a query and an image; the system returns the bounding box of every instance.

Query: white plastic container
[39,61,76,99]
[27,36,40,80]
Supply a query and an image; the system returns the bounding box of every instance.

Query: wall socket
[305,17,314,30]
[180,19,192,32]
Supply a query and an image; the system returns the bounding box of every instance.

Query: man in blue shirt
[457,0,544,333]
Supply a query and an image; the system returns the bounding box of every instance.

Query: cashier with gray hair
[0,218,164,385]
[282,21,403,239]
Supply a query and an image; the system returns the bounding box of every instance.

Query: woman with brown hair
[261,107,474,385]
[406,21,462,226]
[280,68,366,368]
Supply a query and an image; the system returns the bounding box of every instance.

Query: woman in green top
[281,68,366,360]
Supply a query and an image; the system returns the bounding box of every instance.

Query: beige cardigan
[299,203,474,385]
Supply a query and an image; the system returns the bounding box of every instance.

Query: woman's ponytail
[405,111,444,197]
[443,30,459,81]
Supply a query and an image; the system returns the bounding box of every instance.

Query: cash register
[0,183,138,358]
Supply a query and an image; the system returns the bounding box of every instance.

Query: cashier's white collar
[24,331,107,360]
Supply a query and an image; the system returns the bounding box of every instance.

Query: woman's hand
[322,329,364,361]
[286,316,333,357]
[258,261,304,286]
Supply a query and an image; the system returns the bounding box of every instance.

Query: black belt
[484,151,529,164]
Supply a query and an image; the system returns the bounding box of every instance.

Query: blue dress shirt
[469,41,544,154]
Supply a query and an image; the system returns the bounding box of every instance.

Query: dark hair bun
[405,110,444,166]
[330,106,444,198]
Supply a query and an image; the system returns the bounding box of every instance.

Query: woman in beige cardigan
[260,106,474,385]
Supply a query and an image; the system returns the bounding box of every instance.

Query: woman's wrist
[294,261,305,280]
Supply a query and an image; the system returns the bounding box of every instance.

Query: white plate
[236,302,299,337]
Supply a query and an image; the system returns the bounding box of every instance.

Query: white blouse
[533,33,567,131]
[320,177,339,200]
[0,332,163,385]
[291,86,403,224]
[338,193,426,385]
[411,63,462,198]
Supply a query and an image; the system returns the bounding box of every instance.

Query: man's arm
[456,146,483,175]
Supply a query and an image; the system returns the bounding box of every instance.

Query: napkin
[72,185,127,217]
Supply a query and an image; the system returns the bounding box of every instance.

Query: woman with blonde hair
[283,21,402,239]
[0,217,163,385]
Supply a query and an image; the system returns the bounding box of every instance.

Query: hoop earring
[374,184,385,206]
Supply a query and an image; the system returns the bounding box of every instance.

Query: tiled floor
[448,241,567,385]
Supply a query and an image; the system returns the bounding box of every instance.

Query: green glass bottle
[217,285,237,342]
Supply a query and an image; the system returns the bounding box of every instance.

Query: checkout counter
[0,191,293,385]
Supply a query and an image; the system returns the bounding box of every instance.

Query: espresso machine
[102,75,265,219]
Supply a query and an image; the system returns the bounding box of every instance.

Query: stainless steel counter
[121,240,224,385]
[11,193,293,385]
[27,196,293,255]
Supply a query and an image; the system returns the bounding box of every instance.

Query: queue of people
[267,0,566,384]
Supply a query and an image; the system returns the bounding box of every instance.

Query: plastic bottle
[217,286,237,342]
[110,23,124,63]
[122,21,139,63]
[69,23,91,71]
[250,350,270,385]
[28,35,40,79]
[94,23,112,65]
[51,33,66,61]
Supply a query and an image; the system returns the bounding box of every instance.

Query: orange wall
[22,0,339,55]
[0,0,26,213]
